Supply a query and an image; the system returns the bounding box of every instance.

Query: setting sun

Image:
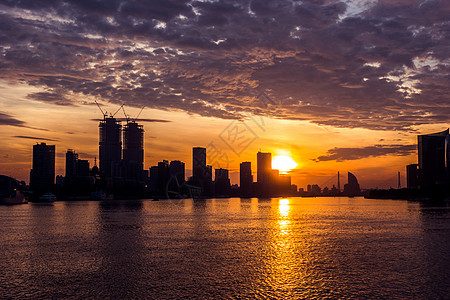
[272,155,298,173]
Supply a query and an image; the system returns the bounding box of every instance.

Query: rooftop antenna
[94,100,107,119]
[133,106,145,122]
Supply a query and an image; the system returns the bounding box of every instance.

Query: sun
[272,154,298,173]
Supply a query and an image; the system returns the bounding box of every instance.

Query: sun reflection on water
[279,198,290,217]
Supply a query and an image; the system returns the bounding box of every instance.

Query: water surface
[1,197,450,299]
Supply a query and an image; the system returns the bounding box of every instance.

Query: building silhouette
[157,160,170,195]
[446,134,450,181]
[406,164,419,188]
[257,152,271,185]
[169,160,185,195]
[66,149,90,178]
[192,147,212,195]
[343,172,361,196]
[66,149,77,178]
[149,166,159,194]
[214,168,230,195]
[418,129,448,187]
[30,143,55,193]
[64,149,93,196]
[99,116,122,177]
[123,121,144,170]
[149,160,186,197]
[240,162,253,196]
[192,147,206,182]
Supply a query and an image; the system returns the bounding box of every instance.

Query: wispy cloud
[314,144,417,162]
[13,135,59,142]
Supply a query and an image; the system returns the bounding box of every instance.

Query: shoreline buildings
[30,143,55,195]
[417,129,449,187]
[25,106,370,199]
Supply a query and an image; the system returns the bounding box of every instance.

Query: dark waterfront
[1,197,450,299]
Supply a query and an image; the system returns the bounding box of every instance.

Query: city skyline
[1,0,449,189]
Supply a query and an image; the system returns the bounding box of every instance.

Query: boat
[39,193,57,202]
[0,175,27,205]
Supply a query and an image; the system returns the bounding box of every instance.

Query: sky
[0,0,449,189]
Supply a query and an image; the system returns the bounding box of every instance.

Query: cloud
[314,144,417,162]
[0,111,49,131]
[0,112,26,127]
[27,92,75,106]
[0,0,448,131]
[13,135,59,142]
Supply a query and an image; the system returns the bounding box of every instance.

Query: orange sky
[1,81,442,190]
[0,1,448,190]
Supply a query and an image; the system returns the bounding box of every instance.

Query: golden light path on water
[262,198,303,297]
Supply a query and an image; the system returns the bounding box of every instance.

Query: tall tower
[193,147,207,182]
[240,162,253,196]
[123,121,144,169]
[215,168,230,195]
[99,116,122,177]
[30,142,55,193]
[65,149,78,178]
[418,129,448,187]
[257,151,271,184]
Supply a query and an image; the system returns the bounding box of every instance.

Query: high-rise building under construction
[99,116,122,177]
[123,121,144,168]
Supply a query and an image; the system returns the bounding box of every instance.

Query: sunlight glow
[272,155,298,173]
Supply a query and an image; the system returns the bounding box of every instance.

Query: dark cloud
[0,112,26,127]
[13,135,59,142]
[314,144,417,162]
[27,92,74,106]
[0,0,448,130]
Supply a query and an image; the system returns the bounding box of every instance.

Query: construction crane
[134,106,145,122]
[94,100,107,119]
[111,104,123,118]
[121,105,130,123]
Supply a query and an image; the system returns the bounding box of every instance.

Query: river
[1,197,450,299]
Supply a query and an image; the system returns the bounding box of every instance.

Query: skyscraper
[418,129,448,187]
[257,151,271,184]
[192,147,206,182]
[240,162,252,196]
[214,168,230,195]
[65,149,78,178]
[30,142,55,193]
[123,121,144,168]
[169,160,185,185]
[99,116,122,177]
[157,160,170,195]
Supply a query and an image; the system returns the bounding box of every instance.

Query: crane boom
[94,100,107,119]
[112,104,123,117]
[134,106,145,121]
[121,105,129,123]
